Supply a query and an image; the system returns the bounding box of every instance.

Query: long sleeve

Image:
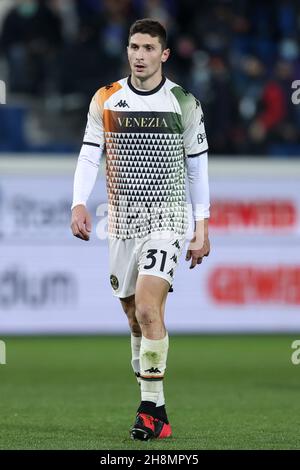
[180,92,210,220]
[186,151,210,220]
[71,90,105,209]
[71,144,103,209]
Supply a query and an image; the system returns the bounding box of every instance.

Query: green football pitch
[0,335,299,450]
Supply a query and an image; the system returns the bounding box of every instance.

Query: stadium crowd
[0,0,299,155]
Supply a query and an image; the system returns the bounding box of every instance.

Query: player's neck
[130,72,164,92]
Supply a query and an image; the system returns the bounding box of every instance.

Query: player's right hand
[71,204,92,241]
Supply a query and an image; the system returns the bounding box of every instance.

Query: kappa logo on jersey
[145,367,161,374]
[115,99,129,108]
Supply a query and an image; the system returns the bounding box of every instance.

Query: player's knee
[135,303,160,326]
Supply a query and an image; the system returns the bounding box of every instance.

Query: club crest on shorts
[110,275,119,290]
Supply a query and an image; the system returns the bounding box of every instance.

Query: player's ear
[161,49,171,62]
[161,48,170,63]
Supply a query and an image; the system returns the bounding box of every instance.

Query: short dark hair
[128,19,167,50]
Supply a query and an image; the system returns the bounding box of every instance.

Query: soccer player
[71,18,210,441]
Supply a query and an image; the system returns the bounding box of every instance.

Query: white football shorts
[108,231,186,298]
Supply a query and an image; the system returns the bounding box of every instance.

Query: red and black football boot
[130,412,172,441]
[130,412,155,441]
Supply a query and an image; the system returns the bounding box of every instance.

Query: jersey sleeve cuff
[71,201,87,211]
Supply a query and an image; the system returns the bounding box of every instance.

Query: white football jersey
[83,75,208,239]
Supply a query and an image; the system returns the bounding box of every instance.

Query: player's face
[127,33,169,81]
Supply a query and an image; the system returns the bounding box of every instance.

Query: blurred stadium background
[0,0,300,450]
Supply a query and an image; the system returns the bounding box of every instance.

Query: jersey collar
[127,75,166,95]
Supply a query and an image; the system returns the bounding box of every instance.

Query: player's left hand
[185,237,210,269]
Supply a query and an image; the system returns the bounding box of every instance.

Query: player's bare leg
[135,274,169,339]
[120,295,142,385]
[160,295,167,323]
[130,275,172,440]
[120,294,141,337]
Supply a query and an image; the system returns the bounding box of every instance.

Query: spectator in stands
[0,0,63,94]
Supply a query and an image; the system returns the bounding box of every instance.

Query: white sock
[131,334,165,405]
[140,334,169,405]
[131,334,142,384]
[156,389,165,407]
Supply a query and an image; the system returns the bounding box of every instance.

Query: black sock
[155,405,169,424]
[138,401,169,424]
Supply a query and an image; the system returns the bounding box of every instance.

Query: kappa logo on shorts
[172,239,181,250]
[167,268,174,278]
[170,254,178,263]
[110,275,119,290]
